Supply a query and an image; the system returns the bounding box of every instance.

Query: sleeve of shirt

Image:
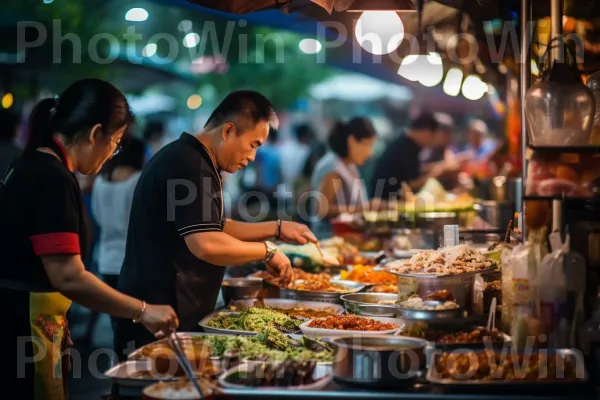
[29,177,81,256]
[171,164,223,237]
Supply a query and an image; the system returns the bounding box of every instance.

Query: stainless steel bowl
[331,335,428,387]
[221,278,263,305]
[281,279,365,305]
[340,293,398,317]
[396,300,464,321]
[391,268,498,315]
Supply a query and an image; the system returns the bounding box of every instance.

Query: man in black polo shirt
[114,91,317,356]
[369,112,449,200]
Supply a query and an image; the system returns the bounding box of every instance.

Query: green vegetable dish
[207,307,303,334]
[196,327,334,363]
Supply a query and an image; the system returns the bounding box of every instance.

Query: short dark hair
[142,120,165,141]
[101,137,145,180]
[410,112,439,132]
[204,90,278,132]
[0,110,19,142]
[328,117,376,158]
[294,124,315,142]
[26,79,134,151]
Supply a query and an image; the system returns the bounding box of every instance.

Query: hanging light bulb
[355,11,404,55]
[461,74,487,100]
[417,52,444,87]
[397,54,421,81]
[443,67,463,96]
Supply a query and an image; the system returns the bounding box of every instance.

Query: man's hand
[279,221,317,244]
[265,250,294,287]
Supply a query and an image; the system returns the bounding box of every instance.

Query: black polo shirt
[369,134,422,199]
[0,150,89,291]
[115,133,225,354]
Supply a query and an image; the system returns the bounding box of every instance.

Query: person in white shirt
[90,138,145,331]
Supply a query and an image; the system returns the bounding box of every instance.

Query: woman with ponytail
[0,79,178,400]
[310,117,380,238]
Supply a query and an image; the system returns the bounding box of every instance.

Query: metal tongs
[166,329,205,400]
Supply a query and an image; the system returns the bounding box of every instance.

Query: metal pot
[331,335,428,387]
[221,278,263,305]
[340,293,398,317]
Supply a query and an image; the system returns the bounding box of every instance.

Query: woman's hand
[279,221,318,244]
[139,304,179,337]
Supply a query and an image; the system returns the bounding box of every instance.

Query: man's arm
[223,219,318,244]
[184,231,267,266]
[223,219,277,242]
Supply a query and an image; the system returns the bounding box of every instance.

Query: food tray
[387,266,499,279]
[219,363,333,391]
[340,293,398,318]
[229,298,345,316]
[426,348,588,389]
[398,324,512,351]
[299,316,404,337]
[395,300,464,322]
[198,312,261,335]
[281,280,365,305]
[104,360,180,389]
[127,332,250,360]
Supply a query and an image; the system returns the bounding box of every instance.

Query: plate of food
[299,314,404,337]
[199,307,304,335]
[426,349,588,388]
[228,298,344,319]
[142,378,216,400]
[396,296,463,321]
[337,265,397,286]
[281,279,365,304]
[219,360,332,391]
[387,245,498,277]
[398,323,511,350]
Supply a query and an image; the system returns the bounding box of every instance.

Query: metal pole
[550,0,564,233]
[520,0,531,232]
[550,0,563,63]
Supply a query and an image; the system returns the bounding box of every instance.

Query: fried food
[340,265,396,285]
[436,350,581,381]
[307,315,399,331]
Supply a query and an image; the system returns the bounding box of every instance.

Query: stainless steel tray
[426,348,588,388]
[340,293,398,318]
[281,279,365,305]
[127,332,248,360]
[388,266,499,279]
[229,298,345,316]
[104,360,178,388]
[398,324,511,350]
[396,300,464,322]
[198,311,260,335]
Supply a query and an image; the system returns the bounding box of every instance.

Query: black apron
[174,262,225,331]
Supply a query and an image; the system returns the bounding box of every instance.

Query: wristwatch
[264,241,277,262]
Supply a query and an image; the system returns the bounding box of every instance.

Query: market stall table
[102,381,599,400]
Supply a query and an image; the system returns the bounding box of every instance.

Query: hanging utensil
[487,297,497,331]
[166,330,205,400]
